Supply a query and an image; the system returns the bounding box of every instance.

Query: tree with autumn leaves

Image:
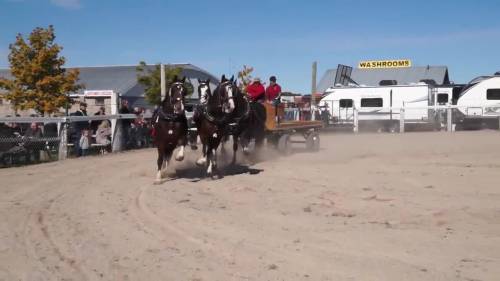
[0,25,83,116]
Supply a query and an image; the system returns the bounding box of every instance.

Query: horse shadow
[170,162,263,182]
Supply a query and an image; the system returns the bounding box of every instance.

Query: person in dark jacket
[119,100,132,149]
[70,102,88,157]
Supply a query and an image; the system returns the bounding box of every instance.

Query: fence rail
[322,104,500,133]
[1,114,151,168]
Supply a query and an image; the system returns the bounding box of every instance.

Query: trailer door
[339,98,354,122]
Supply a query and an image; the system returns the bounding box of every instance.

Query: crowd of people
[0,116,60,165]
[69,100,153,157]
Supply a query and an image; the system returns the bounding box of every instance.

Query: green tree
[0,25,83,115]
[136,62,193,105]
[237,65,254,93]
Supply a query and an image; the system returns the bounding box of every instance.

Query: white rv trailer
[319,83,443,131]
[455,76,500,127]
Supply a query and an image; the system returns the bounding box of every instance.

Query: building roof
[0,64,220,108]
[317,66,450,93]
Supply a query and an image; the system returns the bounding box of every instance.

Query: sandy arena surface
[1,131,500,281]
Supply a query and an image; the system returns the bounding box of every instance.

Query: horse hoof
[196,158,206,166]
[175,155,184,161]
[190,145,198,150]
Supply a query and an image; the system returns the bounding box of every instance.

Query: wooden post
[161,63,166,102]
[311,61,317,121]
[353,107,359,133]
[311,61,317,102]
[447,106,453,132]
[58,118,68,160]
[399,108,405,133]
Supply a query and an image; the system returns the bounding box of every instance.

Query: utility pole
[160,63,166,102]
[311,61,318,120]
[311,61,317,99]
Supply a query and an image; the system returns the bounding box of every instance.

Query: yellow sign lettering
[358,59,412,69]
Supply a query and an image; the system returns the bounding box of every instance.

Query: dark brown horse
[194,75,235,177]
[153,76,189,182]
[224,80,267,164]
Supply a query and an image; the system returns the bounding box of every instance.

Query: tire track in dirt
[23,193,88,280]
[130,181,350,278]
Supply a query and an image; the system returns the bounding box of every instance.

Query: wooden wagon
[263,103,323,154]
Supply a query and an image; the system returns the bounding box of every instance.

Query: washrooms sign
[358,59,412,69]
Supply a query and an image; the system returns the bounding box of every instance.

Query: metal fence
[324,105,500,133]
[0,114,148,168]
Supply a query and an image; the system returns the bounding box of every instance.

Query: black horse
[153,76,189,182]
[224,81,267,164]
[194,75,235,177]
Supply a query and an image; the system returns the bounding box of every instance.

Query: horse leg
[206,145,213,176]
[232,134,238,164]
[207,146,219,178]
[156,150,165,182]
[164,151,172,177]
[196,143,207,166]
[241,130,250,155]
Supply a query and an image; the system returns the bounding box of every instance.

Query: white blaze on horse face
[199,85,209,105]
[225,84,235,113]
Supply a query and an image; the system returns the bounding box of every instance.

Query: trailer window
[437,93,448,104]
[486,89,500,100]
[339,99,353,108]
[95,98,105,106]
[361,98,383,107]
[379,80,397,86]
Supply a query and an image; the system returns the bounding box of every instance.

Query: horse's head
[163,76,187,115]
[217,75,236,114]
[197,78,211,106]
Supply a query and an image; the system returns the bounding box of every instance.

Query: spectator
[265,76,282,103]
[24,122,44,162]
[95,121,112,153]
[4,115,22,136]
[90,106,107,133]
[79,129,91,156]
[70,102,89,157]
[119,100,132,149]
[24,122,43,138]
[246,77,266,102]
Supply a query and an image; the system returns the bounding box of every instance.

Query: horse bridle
[198,81,210,104]
[216,81,234,109]
[168,81,185,107]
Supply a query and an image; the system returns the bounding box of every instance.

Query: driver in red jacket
[246,77,265,102]
[265,76,281,102]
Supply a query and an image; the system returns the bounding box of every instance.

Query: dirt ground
[1,131,499,281]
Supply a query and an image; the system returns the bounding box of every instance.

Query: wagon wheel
[277,134,292,155]
[266,133,279,148]
[306,132,320,152]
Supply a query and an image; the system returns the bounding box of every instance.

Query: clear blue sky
[1,0,500,93]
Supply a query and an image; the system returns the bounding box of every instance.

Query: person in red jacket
[265,76,282,102]
[246,77,265,102]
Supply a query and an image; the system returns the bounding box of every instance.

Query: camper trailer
[319,83,444,131]
[455,75,500,128]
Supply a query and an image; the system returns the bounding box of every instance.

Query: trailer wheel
[306,133,320,152]
[277,134,292,155]
[267,134,278,148]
